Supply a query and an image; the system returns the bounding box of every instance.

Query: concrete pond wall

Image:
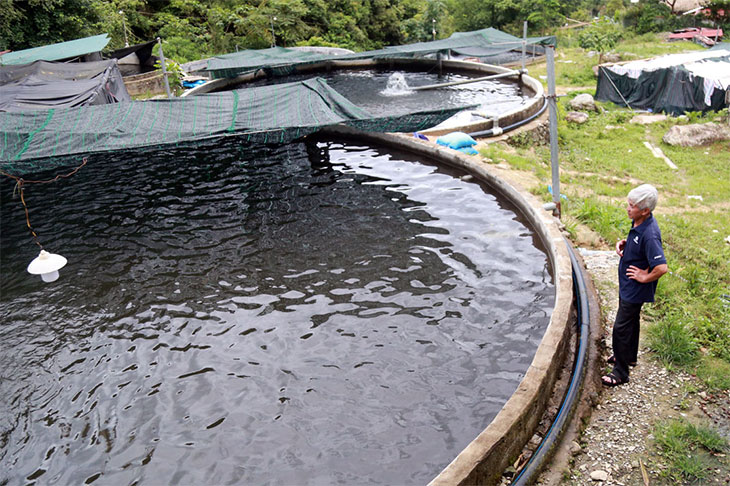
[321,126,574,486]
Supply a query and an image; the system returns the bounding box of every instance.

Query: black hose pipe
[511,238,591,485]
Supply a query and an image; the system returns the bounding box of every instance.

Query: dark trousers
[612,299,643,382]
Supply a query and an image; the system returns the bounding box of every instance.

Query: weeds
[653,418,728,482]
[645,315,698,367]
[695,357,730,392]
[569,197,627,244]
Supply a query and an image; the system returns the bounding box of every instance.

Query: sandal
[602,372,628,387]
[607,355,637,367]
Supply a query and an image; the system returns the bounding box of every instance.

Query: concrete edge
[319,126,574,486]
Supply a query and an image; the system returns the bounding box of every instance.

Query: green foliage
[705,0,730,31]
[3,0,701,62]
[578,18,622,62]
[653,418,728,482]
[153,54,183,93]
[0,0,105,50]
[623,0,676,35]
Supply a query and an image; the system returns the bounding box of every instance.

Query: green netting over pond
[206,28,556,79]
[0,77,471,176]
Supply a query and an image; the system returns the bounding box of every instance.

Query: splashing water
[381,72,413,96]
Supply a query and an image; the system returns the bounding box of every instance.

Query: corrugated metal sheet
[0,34,110,66]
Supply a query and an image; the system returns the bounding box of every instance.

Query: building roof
[0,34,110,66]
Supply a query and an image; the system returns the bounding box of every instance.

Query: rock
[590,470,609,481]
[662,122,730,147]
[570,441,583,455]
[630,114,668,124]
[566,111,589,124]
[569,93,599,112]
[528,433,543,448]
[603,52,621,63]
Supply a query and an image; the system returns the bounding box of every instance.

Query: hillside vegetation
[2,0,728,63]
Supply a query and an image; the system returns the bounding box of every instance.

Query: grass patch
[567,197,627,244]
[653,418,728,482]
[645,316,698,367]
[486,32,730,378]
[478,144,550,179]
[695,357,730,392]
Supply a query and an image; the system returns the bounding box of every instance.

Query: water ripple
[0,137,553,485]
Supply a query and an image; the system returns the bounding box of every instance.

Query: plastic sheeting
[0,60,131,112]
[595,49,730,115]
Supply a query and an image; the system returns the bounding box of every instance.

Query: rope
[0,157,88,248]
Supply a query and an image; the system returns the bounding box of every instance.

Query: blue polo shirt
[619,214,667,304]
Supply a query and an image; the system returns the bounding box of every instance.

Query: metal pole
[157,37,173,98]
[270,16,277,48]
[119,11,129,47]
[521,21,527,73]
[432,19,436,41]
[546,45,561,217]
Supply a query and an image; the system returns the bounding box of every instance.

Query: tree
[0,0,106,51]
[578,17,622,65]
[705,0,730,28]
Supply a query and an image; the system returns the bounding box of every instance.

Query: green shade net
[0,34,111,66]
[0,78,472,176]
[206,28,556,79]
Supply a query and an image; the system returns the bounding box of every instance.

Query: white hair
[628,184,658,211]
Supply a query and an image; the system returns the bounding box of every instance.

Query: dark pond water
[228,68,533,128]
[0,137,554,485]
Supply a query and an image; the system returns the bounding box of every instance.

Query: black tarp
[596,65,726,115]
[0,59,130,112]
[107,40,158,76]
[595,50,730,115]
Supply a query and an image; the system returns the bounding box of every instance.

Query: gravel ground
[556,249,730,486]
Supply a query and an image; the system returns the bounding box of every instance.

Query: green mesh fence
[0,77,472,176]
[206,28,556,79]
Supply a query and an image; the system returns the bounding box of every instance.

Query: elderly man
[603,184,668,387]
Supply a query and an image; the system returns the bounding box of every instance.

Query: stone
[590,470,609,481]
[602,52,621,63]
[566,111,589,124]
[569,93,599,112]
[570,441,583,455]
[528,433,543,448]
[630,114,668,124]
[662,122,730,147]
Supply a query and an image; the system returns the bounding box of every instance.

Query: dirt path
[547,249,730,486]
